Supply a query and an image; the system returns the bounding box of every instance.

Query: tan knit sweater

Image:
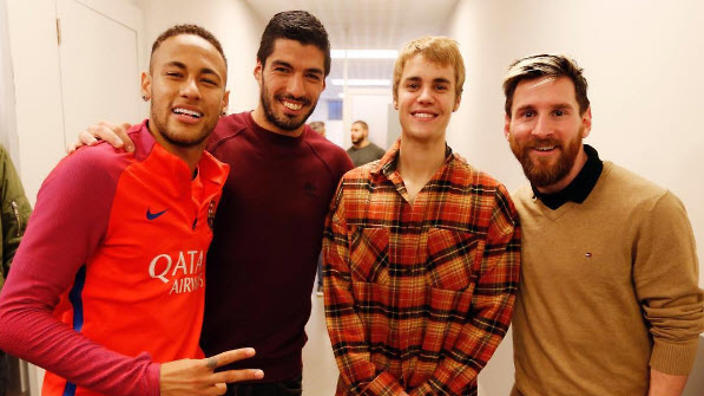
[511,161,704,396]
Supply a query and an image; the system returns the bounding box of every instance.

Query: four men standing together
[0,8,702,396]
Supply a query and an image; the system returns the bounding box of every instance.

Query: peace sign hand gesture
[160,348,263,395]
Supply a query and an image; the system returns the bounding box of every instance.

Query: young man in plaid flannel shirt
[323,36,521,396]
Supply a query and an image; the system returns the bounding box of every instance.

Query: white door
[56,0,144,148]
[26,2,143,394]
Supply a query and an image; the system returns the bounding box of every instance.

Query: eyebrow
[270,60,324,76]
[514,103,574,113]
[552,103,573,110]
[403,76,452,84]
[165,61,222,81]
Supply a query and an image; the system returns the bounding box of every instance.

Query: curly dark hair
[151,24,227,71]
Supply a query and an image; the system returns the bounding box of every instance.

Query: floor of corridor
[301,292,338,396]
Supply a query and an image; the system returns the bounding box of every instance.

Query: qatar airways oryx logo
[149,250,205,295]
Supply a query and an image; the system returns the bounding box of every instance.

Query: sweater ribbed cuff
[147,362,161,396]
[649,338,700,375]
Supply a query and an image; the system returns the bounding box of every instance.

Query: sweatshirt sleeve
[0,147,160,396]
[634,191,704,375]
[0,145,32,279]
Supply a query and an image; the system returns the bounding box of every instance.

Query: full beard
[510,130,583,188]
[260,77,316,131]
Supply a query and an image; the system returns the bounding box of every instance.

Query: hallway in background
[301,294,338,396]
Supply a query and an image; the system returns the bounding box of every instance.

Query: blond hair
[392,36,465,102]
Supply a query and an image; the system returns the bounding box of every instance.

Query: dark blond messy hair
[392,36,465,102]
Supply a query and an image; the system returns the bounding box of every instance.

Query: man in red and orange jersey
[0,25,263,396]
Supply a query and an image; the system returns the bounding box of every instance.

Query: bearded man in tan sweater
[503,54,704,396]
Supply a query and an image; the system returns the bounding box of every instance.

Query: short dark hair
[503,54,589,117]
[257,11,331,76]
[151,24,227,71]
[352,120,368,130]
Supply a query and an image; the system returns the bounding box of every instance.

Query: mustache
[276,94,311,107]
[526,138,561,148]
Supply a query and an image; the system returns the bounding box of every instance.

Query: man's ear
[140,72,152,100]
[253,60,263,86]
[453,94,461,112]
[503,114,511,141]
[581,106,592,138]
[222,90,230,115]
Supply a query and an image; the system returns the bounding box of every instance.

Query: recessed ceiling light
[331,49,398,59]
[331,79,391,86]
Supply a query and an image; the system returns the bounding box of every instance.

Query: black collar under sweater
[532,144,603,210]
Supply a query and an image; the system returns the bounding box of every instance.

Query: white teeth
[535,146,556,151]
[414,113,435,118]
[282,101,302,110]
[173,108,202,118]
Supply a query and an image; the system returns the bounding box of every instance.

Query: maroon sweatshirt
[202,112,352,381]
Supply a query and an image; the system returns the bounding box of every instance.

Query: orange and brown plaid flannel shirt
[323,141,520,395]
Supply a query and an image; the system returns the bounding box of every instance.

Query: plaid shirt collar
[371,138,455,178]
[370,139,455,201]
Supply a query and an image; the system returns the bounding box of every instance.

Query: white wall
[137,0,265,113]
[5,0,66,204]
[447,1,704,394]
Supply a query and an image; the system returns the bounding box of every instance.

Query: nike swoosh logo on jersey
[146,208,167,220]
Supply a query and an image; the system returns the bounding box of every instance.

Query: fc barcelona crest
[208,199,216,230]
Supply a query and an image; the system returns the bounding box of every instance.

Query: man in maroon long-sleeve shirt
[77,11,353,395]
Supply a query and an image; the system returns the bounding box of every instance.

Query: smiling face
[142,34,228,148]
[504,76,591,193]
[395,54,460,144]
[254,39,326,135]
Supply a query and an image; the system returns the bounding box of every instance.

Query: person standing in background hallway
[346,120,385,167]
[503,53,704,396]
[309,120,326,137]
[0,144,31,396]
